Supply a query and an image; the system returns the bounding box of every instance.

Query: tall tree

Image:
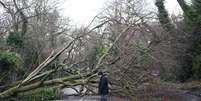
[155,0,176,33]
[155,0,201,80]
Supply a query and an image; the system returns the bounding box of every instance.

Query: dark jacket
[98,74,109,95]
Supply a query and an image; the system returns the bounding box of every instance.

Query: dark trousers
[101,95,107,101]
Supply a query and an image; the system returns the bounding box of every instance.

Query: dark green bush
[192,54,201,79]
[7,32,23,47]
[0,51,24,84]
[160,71,177,82]
[0,51,23,72]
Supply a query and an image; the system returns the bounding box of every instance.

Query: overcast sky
[61,0,182,25]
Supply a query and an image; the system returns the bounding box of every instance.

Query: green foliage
[183,7,197,29]
[97,45,108,58]
[187,0,201,80]
[175,60,193,82]
[184,6,201,28]
[7,32,23,47]
[155,0,175,33]
[192,0,201,14]
[19,88,60,101]
[0,37,6,49]
[192,0,201,26]
[182,0,201,29]
[192,54,201,79]
[0,51,23,72]
[88,45,108,69]
[161,72,177,82]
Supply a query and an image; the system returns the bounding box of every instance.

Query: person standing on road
[98,71,109,101]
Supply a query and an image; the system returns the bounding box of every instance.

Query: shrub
[192,54,201,79]
[160,71,177,82]
[0,51,23,72]
[7,32,23,47]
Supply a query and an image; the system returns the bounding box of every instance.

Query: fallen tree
[0,19,130,98]
[0,0,168,100]
[0,11,158,100]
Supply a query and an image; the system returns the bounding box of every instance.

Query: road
[56,87,201,101]
[55,96,130,101]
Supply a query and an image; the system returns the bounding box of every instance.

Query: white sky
[62,0,109,26]
[61,0,182,26]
